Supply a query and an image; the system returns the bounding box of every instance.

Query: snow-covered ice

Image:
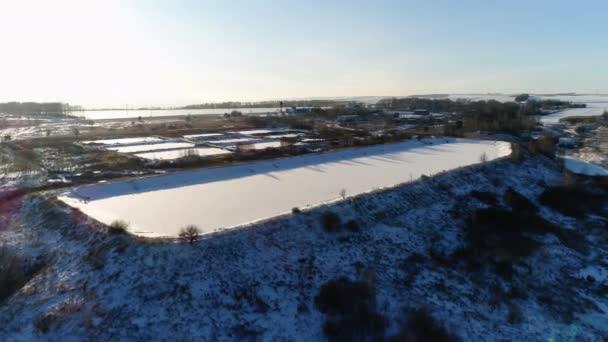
[58,138,511,237]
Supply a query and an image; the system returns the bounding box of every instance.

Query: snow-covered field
[540,102,608,125]
[106,142,194,154]
[58,138,511,237]
[134,147,232,161]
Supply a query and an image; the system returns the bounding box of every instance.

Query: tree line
[0,102,68,115]
[377,97,584,115]
[180,99,343,110]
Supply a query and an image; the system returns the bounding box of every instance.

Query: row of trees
[0,102,68,116]
[180,99,342,110]
[377,97,584,115]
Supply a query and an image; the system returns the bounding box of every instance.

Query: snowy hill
[1,155,607,341]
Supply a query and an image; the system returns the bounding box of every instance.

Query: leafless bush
[179,225,202,244]
[479,152,488,163]
[108,220,129,234]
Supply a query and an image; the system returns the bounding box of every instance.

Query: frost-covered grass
[58,138,510,237]
[134,147,232,161]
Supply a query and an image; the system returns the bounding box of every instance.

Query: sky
[0,0,606,108]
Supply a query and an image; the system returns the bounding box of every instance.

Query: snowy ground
[563,157,608,176]
[58,138,511,237]
[2,155,607,341]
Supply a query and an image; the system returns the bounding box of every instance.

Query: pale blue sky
[0,0,606,107]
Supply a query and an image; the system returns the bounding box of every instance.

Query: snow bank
[58,138,511,237]
[563,157,608,176]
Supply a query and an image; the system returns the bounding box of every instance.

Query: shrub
[321,211,342,232]
[315,277,385,341]
[507,305,524,324]
[539,186,606,218]
[528,134,556,157]
[292,207,301,214]
[315,277,373,315]
[479,152,488,163]
[34,314,55,333]
[108,220,129,234]
[0,248,26,303]
[323,310,386,342]
[345,220,360,232]
[470,191,498,206]
[394,308,459,342]
[503,188,537,214]
[179,225,202,244]
[465,207,553,262]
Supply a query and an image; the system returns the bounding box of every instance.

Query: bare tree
[179,225,201,244]
[479,152,488,163]
[339,188,346,200]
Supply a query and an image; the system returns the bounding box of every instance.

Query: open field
[58,138,511,237]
